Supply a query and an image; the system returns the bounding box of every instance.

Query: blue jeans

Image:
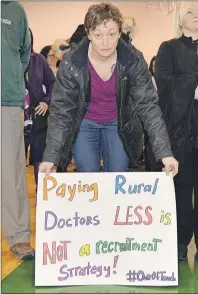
[72,118,129,172]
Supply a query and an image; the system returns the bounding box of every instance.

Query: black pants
[146,141,198,248]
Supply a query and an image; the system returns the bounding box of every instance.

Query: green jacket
[1,1,31,107]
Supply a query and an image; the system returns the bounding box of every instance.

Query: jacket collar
[70,36,135,69]
[180,34,198,52]
[181,34,198,43]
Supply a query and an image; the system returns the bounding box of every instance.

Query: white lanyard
[195,86,198,100]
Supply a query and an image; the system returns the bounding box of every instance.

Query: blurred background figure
[150,2,198,260]
[24,29,55,190]
[40,45,51,60]
[40,39,70,76]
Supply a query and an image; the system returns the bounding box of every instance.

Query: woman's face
[47,52,57,67]
[87,19,121,58]
[182,3,198,33]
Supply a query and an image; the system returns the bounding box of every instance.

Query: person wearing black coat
[148,2,198,260]
[40,3,178,177]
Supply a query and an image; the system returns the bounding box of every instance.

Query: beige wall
[21,1,175,64]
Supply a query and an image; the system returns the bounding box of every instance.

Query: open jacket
[155,36,198,149]
[43,37,172,171]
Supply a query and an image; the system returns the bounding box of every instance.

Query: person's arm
[34,55,55,116]
[155,41,174,130]
[41,55,79,168]
[129,50,178,176]
[155,42,174,83]
[20,10,31,73]
[129,50,172,161]
[155,41,196,136]
[41,56,55,105]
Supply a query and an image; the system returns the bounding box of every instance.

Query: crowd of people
[1,1,198,263]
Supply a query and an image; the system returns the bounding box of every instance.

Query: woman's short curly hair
[84,3,123,33]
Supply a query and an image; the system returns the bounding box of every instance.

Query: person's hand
[39,162,56,176]
[35,102,48,116]
[162,157,179,177]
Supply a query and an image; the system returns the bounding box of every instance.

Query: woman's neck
[183,29,198,41]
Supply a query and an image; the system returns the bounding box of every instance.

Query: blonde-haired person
[47,49,58,76]
[151,1,198,260]
[47,39,70,76]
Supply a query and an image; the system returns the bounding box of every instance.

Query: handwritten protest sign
[35,172,178,287]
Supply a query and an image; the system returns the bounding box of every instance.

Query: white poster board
[35,172,178,287]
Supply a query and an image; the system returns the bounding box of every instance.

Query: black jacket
[155,35,198,149]
[43,37,172,171]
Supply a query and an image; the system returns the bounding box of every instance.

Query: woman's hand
[162,157,179,177]
[35,102,48,116]
[39,162,56,176]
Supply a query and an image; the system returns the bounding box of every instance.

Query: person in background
[1,1,34,260]
[46,49,58,76]
[41,38,74,171]
[40,45,59,76]
[152,2,198,260]
[40,45,52,60]
[122,16,135,43]
[40,40,70,76]
[40,45,58,75]
[50,39,71,75]
[40,3,178,178]
[24,29,55,189]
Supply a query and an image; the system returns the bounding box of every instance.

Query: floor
[1,165,198,293]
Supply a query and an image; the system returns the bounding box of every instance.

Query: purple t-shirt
[84,60,117,123]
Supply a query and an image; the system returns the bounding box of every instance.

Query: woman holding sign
[149,2,198,260]
[40,5,178,177]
